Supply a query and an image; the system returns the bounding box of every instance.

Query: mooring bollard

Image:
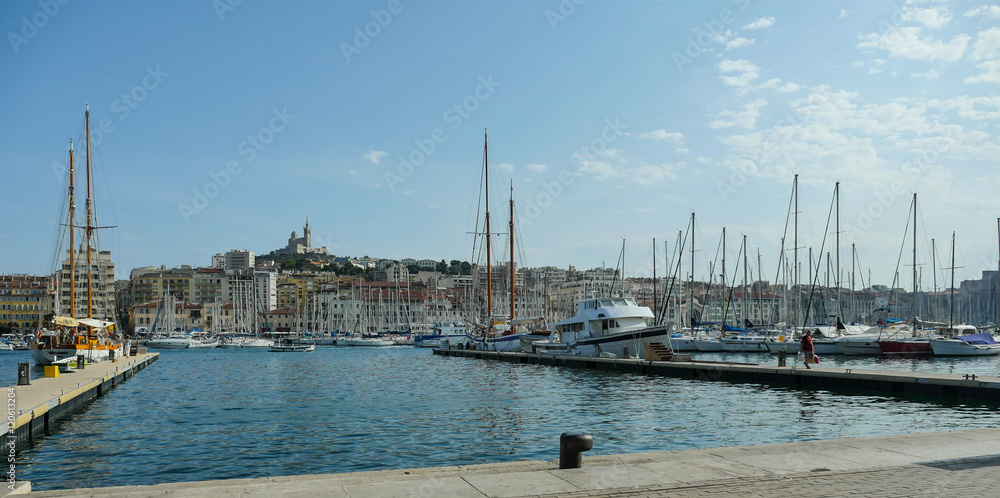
[559,432,593,469]
[77,355,85,369]
[777,349,786,367]
[17,362,30,386]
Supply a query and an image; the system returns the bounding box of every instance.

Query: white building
[254,271,277,311]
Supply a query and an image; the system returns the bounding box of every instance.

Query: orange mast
[85,104,95,318]
[68,139,76,318]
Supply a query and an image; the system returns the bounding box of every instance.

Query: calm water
[6,347,1000,491]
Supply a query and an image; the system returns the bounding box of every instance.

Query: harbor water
[6,347,1000,491]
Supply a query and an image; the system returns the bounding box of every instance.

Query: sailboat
[32,105,124,366]
[929,232,1000,356]
[463,131,541,352]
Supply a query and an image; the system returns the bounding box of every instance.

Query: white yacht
[543,297,668,359]
[929,326,1000,356]
[146,333,217,349]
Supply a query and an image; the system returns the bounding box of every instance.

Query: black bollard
[559,432,594,469]
[777,349,786,367]
[17,362,30,386]
[77,354,85,369]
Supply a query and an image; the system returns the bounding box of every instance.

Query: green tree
[436,260,448,273]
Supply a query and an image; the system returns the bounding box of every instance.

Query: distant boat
[929,327,1000,356]
[268,340,315,353]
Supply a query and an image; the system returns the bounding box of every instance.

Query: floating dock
[6,352,159,445]
[433,349,1000,403]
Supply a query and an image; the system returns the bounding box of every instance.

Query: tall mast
[996,218,999,326]
[932,238,937,320]
[721,227,727,328]
[68,139,76,318]
[85,104,94,319]
[484,129,492,323]
[509,180,514,321]
[793,174,799,328]
[689,213,695,329]
[949,232,956,329]
[912,193,918,323]
[835,181,840,321]
[742,234,748,325]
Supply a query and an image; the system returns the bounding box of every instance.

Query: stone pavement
[26,428,1000,497]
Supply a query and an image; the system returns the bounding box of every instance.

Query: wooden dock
[434,349,1000,403]
[5,352,159,445]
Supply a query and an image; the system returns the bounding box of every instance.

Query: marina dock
[6,353,159,445]
[434,349,1000,403]
[24,428,1000,496]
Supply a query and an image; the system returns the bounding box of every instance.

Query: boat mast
[721,227,726,329]
[949,232,956,330]
[742,234,748,325]
[84,104,95,319]
[509,180,514,322]
[484,129,492,324]
[793,174,799,328]
[996,218,999,326]
[835,181,840,322]
[67,140,76,318]
[652,238,657,322]
[912,193,918,324]
[689,213,695,329]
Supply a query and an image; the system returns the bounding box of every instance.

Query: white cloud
[726,37,755,50]
[858,27,970,62]
[718,59,760,89]
[927,95,1000,120]
[638,130,685,144]
[964,5,1000,20]
[911,70,941,78]
[742,17,775,30]
[496,162,515,173]
[839,9,850,19]
[709,99,767,129]
[969,28,1000,61]
[966,60,1000,83]
[363,150,387,164]
[900,5,952,29]
[526,163,548,173]
[348,170,359,176]
[759,78,799,92]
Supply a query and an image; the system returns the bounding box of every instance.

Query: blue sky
[1,1,999,290]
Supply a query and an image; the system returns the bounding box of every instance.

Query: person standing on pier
[800,330,815,369]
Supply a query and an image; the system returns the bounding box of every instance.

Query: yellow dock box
[44,365,60,378]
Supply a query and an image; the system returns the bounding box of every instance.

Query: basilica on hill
[275,217,328,256]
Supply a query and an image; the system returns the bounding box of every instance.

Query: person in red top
[800,329,815,369]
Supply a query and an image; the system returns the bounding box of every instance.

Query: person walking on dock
[800,330,815,369]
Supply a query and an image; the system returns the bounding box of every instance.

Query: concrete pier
[24,428,1000,497]
[6,353,159,445]
[434,349,1000,403]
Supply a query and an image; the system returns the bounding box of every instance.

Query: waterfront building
[52,249,116,321]
[131,266,225,305]
[0,275,50,334]
[254,271,277,311]
[210,253,226,269]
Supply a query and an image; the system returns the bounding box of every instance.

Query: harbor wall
[6,353,159,445]
[433,349,1000,403]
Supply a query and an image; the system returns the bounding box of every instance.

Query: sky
[1,1,999,290]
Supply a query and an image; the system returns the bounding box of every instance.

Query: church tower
[304,217,312,248]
